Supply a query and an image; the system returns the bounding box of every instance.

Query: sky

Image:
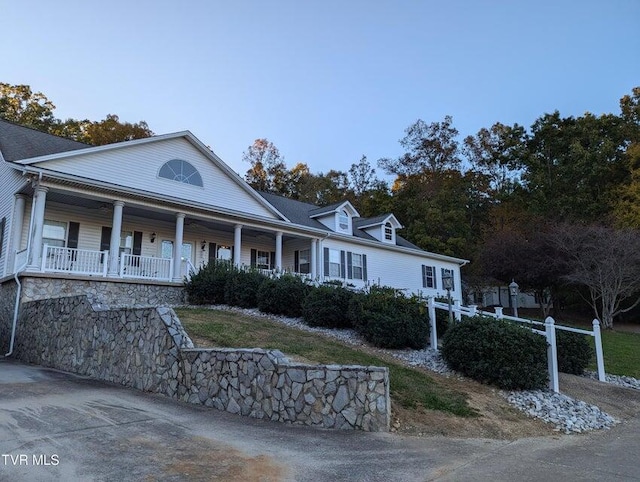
[2,1,639,177]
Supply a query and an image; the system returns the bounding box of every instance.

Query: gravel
[183,304,640,434]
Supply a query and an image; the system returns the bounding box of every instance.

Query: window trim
[158,159,204,187]
[338,210,349,232]
[422,265,435,289]
[43,219,68,248]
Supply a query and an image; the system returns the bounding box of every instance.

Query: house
[0,118,467,302]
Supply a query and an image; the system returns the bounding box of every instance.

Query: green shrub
[441,316,548,390]
[302,284,355,329]
[556,329,592,375]
[224,268,268,308]
[257,274,311,317]
[348,287,429,349]
[185,260,233,304]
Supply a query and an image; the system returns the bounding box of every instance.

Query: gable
[23,137,280,219]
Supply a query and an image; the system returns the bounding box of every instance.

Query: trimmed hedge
[302,284,355,329]
[348,287,428,349]
[224,269,268,308]
[441,316,548,390]
[556,329,592,375]
[184,260,233,304]
[257,274,311,317]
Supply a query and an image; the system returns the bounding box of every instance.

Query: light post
[509,279,519,318]
[443,271,454,325]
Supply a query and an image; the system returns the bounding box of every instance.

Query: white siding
[35,138,277,218]
[321,239,463,300]
[0,161,29,276]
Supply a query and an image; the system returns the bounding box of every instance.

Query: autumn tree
[0,82,57,131]
[243,138,289,192]
[552,224,640,329]
[378,116,461,176]
[81,114,153,145]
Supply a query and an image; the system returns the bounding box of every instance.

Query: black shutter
[421,265,426,288]
[340,250,346,279]
[250,249,257,267]
[100,226,111,251]
[270,251,276,269]
[323,247,329,277]
[0,217,5,258]
[362,254,367,282]
[67,222,80,249]
[208,243,217,262]
[347,252,353,279]
[294,250,299,272]
[133,231,142,256]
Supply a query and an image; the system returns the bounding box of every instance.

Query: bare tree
[553,224,640,328]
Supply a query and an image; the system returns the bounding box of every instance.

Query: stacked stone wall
[8,291,390,431]
[0,279,18,353]
[19,275,186,306]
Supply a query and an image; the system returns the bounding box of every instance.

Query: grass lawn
[175,307,475,418]
[591,329,640,379]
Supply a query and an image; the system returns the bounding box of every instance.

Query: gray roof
[0,117,90,162]
[353,214,391,228]
[258,191,420,249]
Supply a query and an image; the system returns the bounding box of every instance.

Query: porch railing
[42,244,109,276]
[120,253,173,281]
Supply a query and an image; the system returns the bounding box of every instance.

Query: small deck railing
[42,245,109,276]
[120,253,173,281]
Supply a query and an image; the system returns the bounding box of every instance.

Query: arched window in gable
[158,159,203,187]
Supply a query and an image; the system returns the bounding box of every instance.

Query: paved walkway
[1,359,639,481]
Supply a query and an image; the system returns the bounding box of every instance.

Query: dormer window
[384,222,393,241]
[338,210,349,231]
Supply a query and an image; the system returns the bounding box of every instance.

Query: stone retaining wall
[19,275,186,306]
[9,293,390,431]
[0,279,18,354]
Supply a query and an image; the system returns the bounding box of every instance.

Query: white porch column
[173,213,186,282]
[27,186,48,271]
[233,224,242,267]
[310,238,318,280]
[11,194,27,270]
[108,201,125,276]
[275,231,283,272]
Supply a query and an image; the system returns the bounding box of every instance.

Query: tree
[81,114,153,145]
[478,221,566,317]
[378,116,461,176]
[0,82,57,131]
[462,122,526,195]
[520,111,627,222]
[552,224,640,329]
[243,138,288,192]
[348,155,376,196]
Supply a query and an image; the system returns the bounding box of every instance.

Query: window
[120,231,133,255]
[158,159,203,187]
[323,248,345,278]
[329,249,342,277]
[251,249,274,270]
[43,220,67,247]
[441,268,455,291]
[0,217,4,257]
[345,251,367,280]
[295,249,310,274]
[422,265,435,289]
[161,240,193,261]
[256,250,271,269]
[384,222,393,241]
[338,210,349,231]
[217,245,232,261]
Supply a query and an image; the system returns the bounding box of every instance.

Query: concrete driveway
[1,359,639,481]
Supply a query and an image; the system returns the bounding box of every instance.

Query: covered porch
[9,178,321,284]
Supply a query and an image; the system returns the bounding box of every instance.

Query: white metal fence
[120,253,173,281]
[42,245,109,276]
[427,298,606,393]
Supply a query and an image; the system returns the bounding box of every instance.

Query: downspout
[5,173,39,357]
